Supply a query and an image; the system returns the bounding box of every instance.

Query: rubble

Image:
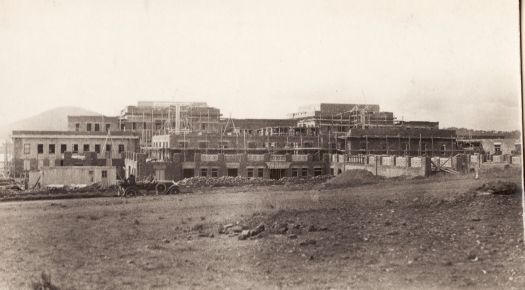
[475,181,518,195]
[0,178,23,197]
[177,175,332,188]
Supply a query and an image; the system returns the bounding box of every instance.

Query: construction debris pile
[474,181,518,195]
[0,178,23,197]
[323,169,384,188]
[217,220,329,241]
[0,180,118,200]
[45,183,118,194]
[177,175,332,188]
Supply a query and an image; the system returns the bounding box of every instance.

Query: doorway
[183,169,194,178]
[227,168,238,177]
[269,169,287,180]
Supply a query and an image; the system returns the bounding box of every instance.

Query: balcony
[291,154,308,162]
[201,154,219,162]
[270,155,286,162]
[247,154,265,162]
[224,154,242,162]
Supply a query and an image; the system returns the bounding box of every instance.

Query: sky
[0,0,522,130]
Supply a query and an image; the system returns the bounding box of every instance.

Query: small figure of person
[128,174,136,186]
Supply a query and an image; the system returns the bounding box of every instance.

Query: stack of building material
[177,175,332,188]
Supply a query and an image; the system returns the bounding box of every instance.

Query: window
[303,142,313,148]
[314,167,322,176]
[83,144,90,152]
[105,124,111,132]
[37,144,43,154]
[248,142,257,149]
[211,168,218,177]
[257,168,264,177]
[440,144,446,155]
[49,144,55,154]
[118,144,125,153]
[201,124,206,130]
[75,123,80,131]
[94,123,100,132]
[494,144,502,153]
[73,144,79,153]
[23,160,30,171]
[132,122,136,130]
[247,168,254,177]
[200,168,207,176]
[95,144,101,153]
[178,142,188,148]
[198,142,207,149]
[120,124,125,131]
[60,144,67,153]
[292,168,299,177]
[87,123,92,131]
[102,170,107,178]
[23,144,30,154]
[301,168,308,177]
[106,144,112,152]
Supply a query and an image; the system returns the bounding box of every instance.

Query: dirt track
[0,171,523,289]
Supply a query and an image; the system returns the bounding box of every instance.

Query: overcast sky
[0,0,521,130]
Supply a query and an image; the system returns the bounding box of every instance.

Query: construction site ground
[0,167,523,289]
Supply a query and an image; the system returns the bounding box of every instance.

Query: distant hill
[0,106,100,139]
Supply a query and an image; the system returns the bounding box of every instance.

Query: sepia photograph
[0,0,523,289]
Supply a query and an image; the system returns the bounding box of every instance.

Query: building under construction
[119,101,221,146]
[9,101,520,183]
[121,102,465,181]
[289,103,395,132]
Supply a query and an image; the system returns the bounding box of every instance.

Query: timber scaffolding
[291,103,395,131]
[119,102,221,146]
[340,127,459,157]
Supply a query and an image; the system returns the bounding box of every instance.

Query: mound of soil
[475,181,518,195]
[324,169,383,187]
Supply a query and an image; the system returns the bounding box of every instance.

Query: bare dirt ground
[0,168,524,289]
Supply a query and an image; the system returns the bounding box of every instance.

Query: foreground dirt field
[0,170,524,289]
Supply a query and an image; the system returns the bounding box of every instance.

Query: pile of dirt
[323,169,383,187]
[177,175,332,188]
[474,181,519,195]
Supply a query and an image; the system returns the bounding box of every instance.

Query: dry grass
[0,169,523,289]
[31,272,60,290]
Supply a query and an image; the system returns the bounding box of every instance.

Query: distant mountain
[0,106,100,139]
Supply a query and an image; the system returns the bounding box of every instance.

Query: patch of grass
[260,195,277,209]
[31,272,60,290]
[191,224,204,231]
